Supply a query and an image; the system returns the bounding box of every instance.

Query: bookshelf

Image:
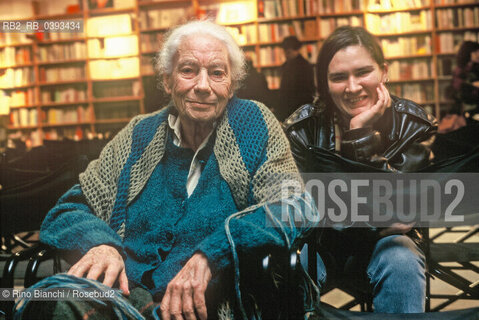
[1,0,479,145]
[254,0,478,118]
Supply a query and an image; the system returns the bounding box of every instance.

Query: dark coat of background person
[276,37,315,122]
[236,58,273,107]
[451,41,479,120]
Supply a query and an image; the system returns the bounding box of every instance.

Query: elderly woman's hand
[160,253,212,320]
[67,244,130,295]
[350,83,391,129]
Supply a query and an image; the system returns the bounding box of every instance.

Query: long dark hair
[316,26,385,109]
[456,41,479,69]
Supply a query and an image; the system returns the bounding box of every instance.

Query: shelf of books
[1,0,479,145]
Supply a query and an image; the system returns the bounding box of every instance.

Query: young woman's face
[327,45,387,118]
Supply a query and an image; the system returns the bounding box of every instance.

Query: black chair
[13,237,479,320]
[303,226,479,314]
[425,226,479,311]
[0,140,107,319]
[2,243,314,319]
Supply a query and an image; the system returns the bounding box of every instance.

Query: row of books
[368,0,428,10]
[256,42,318,66]
[437,31,479,53]
[258,21,317,43]
[0,47,32,67]
[10,108,38,127]
[43,126,93,142]
[259,46,285,66]
[259,23,295,43]
[8,125,114,145]
[140,33,163,53]
[388,59,432,81]
[92,80,141,98]
[8,129,42,148]
[263,69,281,89]
[139,7,188,29]
[435,7,479,29]
[319,16,362,38]
[434,0,478,4]
[0,33,31,46]
[39,66,85,82]
[318,0,363,14]
[87,14,132,37]
[260,0,325,18]
[366,10,432,34]
[45,105,90,124]
[140,56,155,75]
[381,36,432,57]
[388,83,435,103]
[89,58,140,79]
[9,105,91,127]
[9,89,36,107]
[41,86,87,104]
[244,50,258,66]
[300,43,319,63]
[94,101,139,120]
[37,43,86,62]
[38,32,83,42]
[0,68,34,88]
[437,56,455,76]
[226,25,257,46]
[438,81,453,101]
[88,36,138,59]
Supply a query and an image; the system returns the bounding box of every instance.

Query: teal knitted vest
[123,132,239,297]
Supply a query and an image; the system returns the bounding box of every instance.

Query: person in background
[15,20,317,320]
[235,56,272,107]
[284,26,438,313]
[451,40,479,123]
[276,35,315,122]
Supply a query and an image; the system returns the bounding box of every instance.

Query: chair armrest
[24,244,64,288]
[242,249,318,319]
[1,243,47,288]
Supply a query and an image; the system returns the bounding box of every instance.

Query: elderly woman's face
[327,45,387,118]
[164,34,233,124]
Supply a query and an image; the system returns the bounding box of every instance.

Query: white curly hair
[155,20,246,90]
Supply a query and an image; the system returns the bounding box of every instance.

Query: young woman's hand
[350,83,391,129]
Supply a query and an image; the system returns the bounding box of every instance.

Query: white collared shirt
[167,114,214,197]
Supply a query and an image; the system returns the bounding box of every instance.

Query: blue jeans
[304,234,426,313]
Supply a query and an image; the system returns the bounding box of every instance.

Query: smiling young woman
[283,26,438,314]
[327,45,389,125]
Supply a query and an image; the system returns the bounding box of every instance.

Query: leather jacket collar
[283,95,438,172]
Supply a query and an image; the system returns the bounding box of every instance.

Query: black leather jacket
[283,95,438,173]
[283,96,438,253]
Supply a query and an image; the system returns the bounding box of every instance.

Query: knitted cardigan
[38,97,319,318]
[78,97,304,236]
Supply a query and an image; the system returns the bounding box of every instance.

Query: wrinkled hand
[350,83,391,129]
[379,222,415,237]
[67,244,129,295]
[160,253,212,320]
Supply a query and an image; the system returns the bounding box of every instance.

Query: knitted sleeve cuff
[39,184,125,256]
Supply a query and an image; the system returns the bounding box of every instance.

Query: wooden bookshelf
[254,0,479,118]
[1,0,479,145]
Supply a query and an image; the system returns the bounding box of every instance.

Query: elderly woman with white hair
[15,20,318,320]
